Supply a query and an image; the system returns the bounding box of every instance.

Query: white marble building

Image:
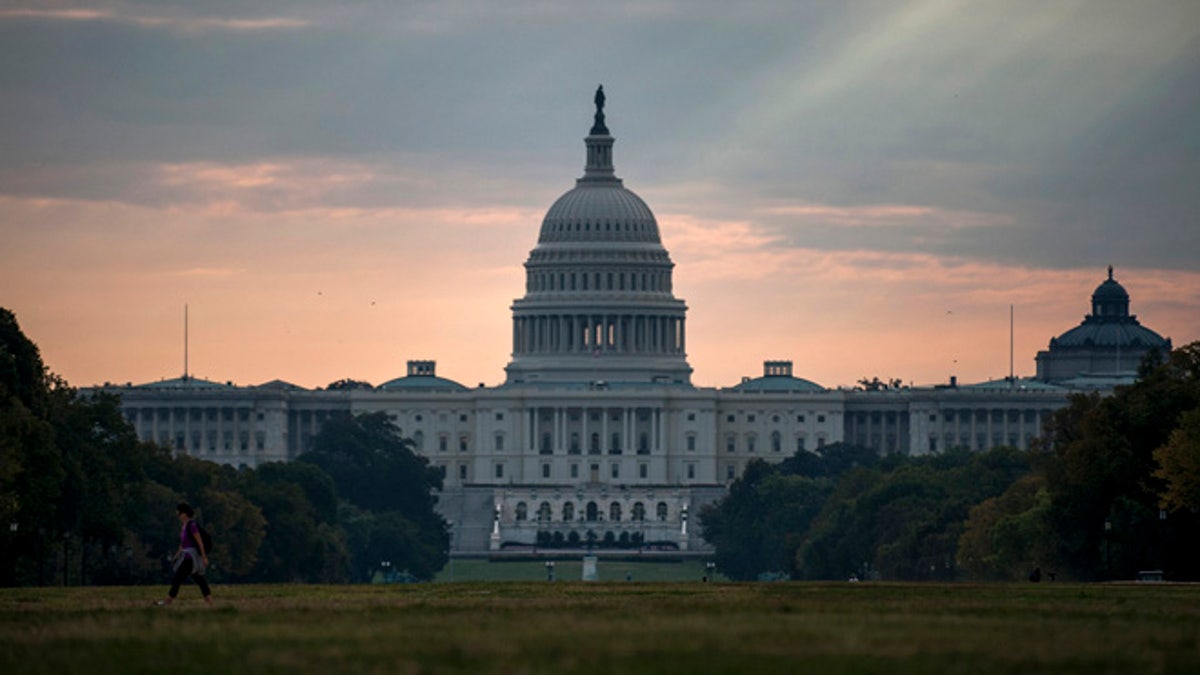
[98,90,1166,555]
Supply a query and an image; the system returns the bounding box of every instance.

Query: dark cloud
[1,1,1197,271]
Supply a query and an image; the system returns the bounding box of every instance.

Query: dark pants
[168,555,211,599]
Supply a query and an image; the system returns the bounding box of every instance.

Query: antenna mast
[1009,304,1014,385]
[184,304,189,380]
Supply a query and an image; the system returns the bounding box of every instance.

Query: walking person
[160,502,212,605]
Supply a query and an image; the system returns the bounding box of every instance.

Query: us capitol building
[97,89,1173,555]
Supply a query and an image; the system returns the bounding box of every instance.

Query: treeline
[0,308,448,587]
[702,343,1200,581]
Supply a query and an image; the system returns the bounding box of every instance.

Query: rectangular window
[494,434,504,451]
[686,435,696,452]
[746,437,755,453]
[460,437,469,452]
[747,414,755,422]
[542,463,551,478]
[797,437,806,452]
[726,415,735,423]
[687,413,696,421]
[639,463,648,479]
[817,415,826,423]
[611,463,619,479]
[495,412,504,421]
[459,464,467,480]
[686,463,696,479]
[726,464,735,480]
[439,436,448,452]
[570,463,579,479]
[494,463,504,479]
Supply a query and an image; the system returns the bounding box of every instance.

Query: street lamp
[705,561,715,582]
[380,560,392,583]
[1104,520,1113,580]
[545,560,555,582]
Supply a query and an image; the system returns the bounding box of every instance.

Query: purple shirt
[181,519,201,551]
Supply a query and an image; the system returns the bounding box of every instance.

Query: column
[623,408,632,454]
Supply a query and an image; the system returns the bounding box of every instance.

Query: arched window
[656,502,668,522]
[632,502,646,521]
[562,502,575,522]
[610,502,622,522]
[771,431,781,453]
[540,432,552,454]
[586,502,599,522]
[515,502,528,521]
[538,502,552,522]
[413,431,424,451]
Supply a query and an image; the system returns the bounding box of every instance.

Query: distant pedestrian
[160,502,212,605]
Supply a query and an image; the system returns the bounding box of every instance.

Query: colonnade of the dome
[512,313,685,356]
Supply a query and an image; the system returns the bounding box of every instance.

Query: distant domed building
[99,87,1156,556]
[1035,267,1172,385]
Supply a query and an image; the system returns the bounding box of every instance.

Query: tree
[798,447,1030,580]
[1032,343,1200,579]
[1155,407,1200,512]
[325,379,374,391]
[700,460,832,580]
[299,412,449,579]
[238,462,347,582]
[957,474,1057,580]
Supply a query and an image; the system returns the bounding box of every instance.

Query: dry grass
[3,582,1200,674]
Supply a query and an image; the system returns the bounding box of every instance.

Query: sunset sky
[2,0,1198,391]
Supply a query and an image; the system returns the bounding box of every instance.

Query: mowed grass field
[3,581,1199,674]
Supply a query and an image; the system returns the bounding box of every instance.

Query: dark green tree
[1032,343,1200,579]
[700,460,832,580]
[299,412,449,579]
[238,462,347,582]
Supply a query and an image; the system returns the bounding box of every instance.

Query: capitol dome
[505,86,691,387]
[538,186,661,244]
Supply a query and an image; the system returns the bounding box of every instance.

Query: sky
[1,0,1198,390]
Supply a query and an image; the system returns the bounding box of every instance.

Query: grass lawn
[3,582,1199,674]
[434,558,721,582]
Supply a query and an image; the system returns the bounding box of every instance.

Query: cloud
[0,5,310,31]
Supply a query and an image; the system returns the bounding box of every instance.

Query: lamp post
[545,560,555,582]
[380,560,392,584]
[1159,509,1167,577]
[1104,520,1113,580]
[62,532,70,587]
[705,561,715,582]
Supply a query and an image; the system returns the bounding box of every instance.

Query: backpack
[196,523,213,553]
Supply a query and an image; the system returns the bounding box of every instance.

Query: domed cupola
[1036,267,1172,385]
[505,86,692,386]
[1091,266,1130,318]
